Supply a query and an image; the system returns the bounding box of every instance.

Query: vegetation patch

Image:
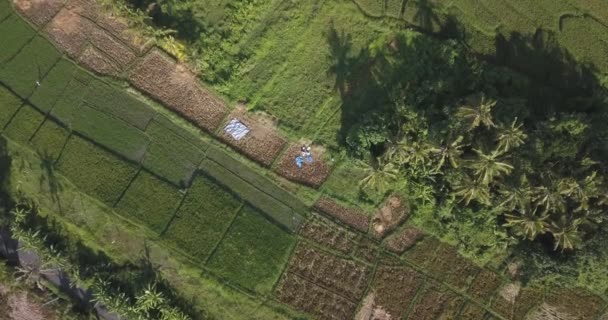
[30,118,70,162]
[207,205,295,293]
[143,119,206,187]
[468,268,502,304]
[491,284,543,320]
[78,45,122,76]
[300,216,358,254]
[115,170,184,234]
[13,0,63,26]
[88,27,136,67]
[162,174,241,262]
[406,281,465,320]
[48,70,93,125]
[275,144,332,188]
[426,244,480,291]
[275,272,357,320]
[287,244,371,301]
[0,86,23,129]
[354,237,379,264]
[45,8,95,58]
[385,226,425,254]
[402,236,440,268]
[29,59,79,113]
[458,302,487,319]
[314,196,369,232]
[372,265,425,318]
[543,288,605,319]
[129,50,227,132]
[3,104,45,144]
[56,135,138,205]
[0,35,62,98]
[0,14,36,64]
[371,195,409,238]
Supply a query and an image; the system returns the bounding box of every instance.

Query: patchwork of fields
[1,0,607,319]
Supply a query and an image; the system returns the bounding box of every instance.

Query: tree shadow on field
[413,0,441,32]
[0,138,13,224]
[38,151,63,212]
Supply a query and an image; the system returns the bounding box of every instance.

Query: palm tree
[533,185,566,214]
[435,136,464,170]
[451,174,491,206]
[467,149,514,185]
[548,216,582,251]
[358,159,399,194]
[496,118,527,152]
[504,206,548,240]
[558,177,589,211]
[456,96,497,131]
[498,175,532,211]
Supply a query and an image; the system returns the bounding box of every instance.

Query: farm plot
[45,8,95,58]
[402,236,440,268]
[300,215,358,254]
[115,170,184,234]
[0,86,23,130]
[558,15,608,74]
[56,135,138,205]
[49,69,94,125]
[533,288,604,320]
[162,174,242,262]
[0,0,11,20]
[143,119,207,187]
[385,0,404,19]
[29,59,79,113]
[78,45,122,77]
[321,161,367,206]
[129,50,227,132]
[371,265,425,318]
[3,104,45,144]
[207,205,296,293]
[88,27,136,68]
[426,244,480,291]
[201,159,304,232]
[371,195,410,239]
[13,0,63,26]
[313,196,369,232]
[353,237,379,264]
[83,80,155,130]
[205,145,308,216]
[0,35,62,98]
[385,226,425,254]
[0,14,36,64]
[467,268,502,304]
[490,283,543,320]
[458,302,487,319]
[286,244,372,301]
[406,281,465,320]
[355,0,385,17]
[274,272,358,320]
[30,119,70,162]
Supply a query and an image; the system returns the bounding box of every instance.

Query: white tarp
[224,118,250,141]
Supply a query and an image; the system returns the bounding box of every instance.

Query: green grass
[30,119,70,162]
[115,170,184,234]
[70,103,150,162]
[0,85,22,130]
[0,14,36,64]
[29,59,79,113]
[0,0,11,21]
[3,104,45,144]
[200,159,304,232]
[163,174,242,262]
[207,205,295,293]
[83,80,156,130]
[356,0,385,16]
[49,70,94,125]
[143,119,207,187]
[56,135,139,206]
[0,35,62,98]
[321,161,367,205]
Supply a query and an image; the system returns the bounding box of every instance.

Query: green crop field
[207,205,295,293]
[30,119,70,162]
[3,104,45,144]
[57,135,139,205]
[143,119,207,187]
[49,71,94,126]
[0,85,22,130]
[0,14,35,64]
[29,59,79,113]
[0,35,62,98]
[163,174,242,262]
[115,170,184,234]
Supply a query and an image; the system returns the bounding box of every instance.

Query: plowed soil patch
[129,50,228,132]
[65,0,99,21]
[372,195,409,238]
[45,8,94,58]
[276,144,332,188]
[79,45,121,76]
[96,14,151,54]
[314,196,369,232]
[89,27,136,67]
[385,226,424,254]
[13,0,63,26]
[372,266,425,319]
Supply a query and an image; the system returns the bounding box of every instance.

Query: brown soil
[78,45,121,76]
[372,266,424,319]
[89,27,136,67]
[467,268,502,303]
[13,0,63,26]
[65,0,100,21]
[300,216,358,254]
[314,196,369,232]
[218,107,286,167]
[276,144,332,188]
[8,292,55,320]
[372,195,409,238]
[45,8,94,58]
[528,303,574,320]
[129,50,228,132]
[385,226,425,254]
[97,14,151,54]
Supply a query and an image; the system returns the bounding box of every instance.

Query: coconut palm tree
[496,117,527,152]
[456,96,497,131]
[435,136,464,170]
[451,174,491,206]
[358,159,399,194]
[533,184,566,214]
[135,283,166,315]
[548,216,582,251]
[504,206,548,240]
[467,149,514,185]
[498,175,532,211]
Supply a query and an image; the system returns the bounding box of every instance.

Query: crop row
[314,196,369,232]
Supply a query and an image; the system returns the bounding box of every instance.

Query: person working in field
[296,145,313,168]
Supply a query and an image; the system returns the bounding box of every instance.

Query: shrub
[163,174,241,261]
[0,86,23,130]
[3,104,45,144]
[30,119,70,162]
[57,135,138,206]
[29,59,79,113]
[207,205,295,293]
[115,170,184,234]
[0,36,62,98]
[143,119,207,187]
[0,14,36,64]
